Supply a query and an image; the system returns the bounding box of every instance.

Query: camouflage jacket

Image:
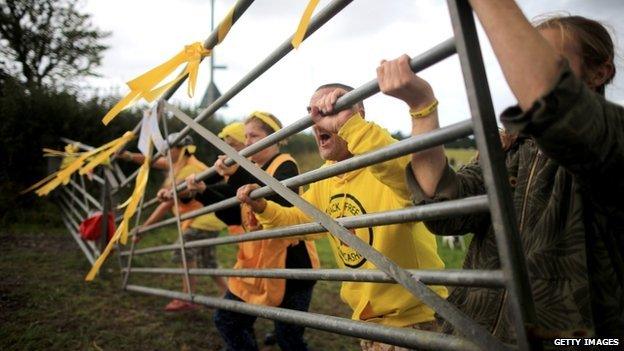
[406,67,624,342]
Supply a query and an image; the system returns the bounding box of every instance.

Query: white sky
[82,0,624,134]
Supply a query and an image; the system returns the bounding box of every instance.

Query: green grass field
[445,148,477,169]
[1,218,472,351]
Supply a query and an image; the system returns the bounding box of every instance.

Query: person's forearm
[125,151,145,164]
[410,112,447,198]
[142,201,173,227]
[469,0,562,110]
[152,157,169,170]
[122,152,168,170]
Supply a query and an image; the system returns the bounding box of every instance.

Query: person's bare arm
[142,200,174,227]
[120,151,169,170]
[236,183,267,213]
[468,0,562,111]
[378,55,446,197]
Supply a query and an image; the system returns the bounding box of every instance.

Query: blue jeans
[213,287,313,351]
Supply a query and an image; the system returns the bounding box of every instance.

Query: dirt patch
[1,230,73,251]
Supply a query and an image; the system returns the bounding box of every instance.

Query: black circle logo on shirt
[326,193,373,268]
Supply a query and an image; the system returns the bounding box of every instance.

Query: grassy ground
[445,148,477,169]
[1,216,471,351]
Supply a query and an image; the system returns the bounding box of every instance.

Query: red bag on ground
[79,212,115,241]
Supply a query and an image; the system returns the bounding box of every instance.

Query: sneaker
[164,299,199,312]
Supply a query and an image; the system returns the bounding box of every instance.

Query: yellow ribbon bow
[101,3,238,126]
[102,42,211,126]
[292,0,320,48]
[85,141,153,281]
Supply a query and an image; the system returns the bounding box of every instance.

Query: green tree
[0,0,109,89]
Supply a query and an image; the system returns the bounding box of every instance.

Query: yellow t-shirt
[257,114,447,326]
[171,155,226,232]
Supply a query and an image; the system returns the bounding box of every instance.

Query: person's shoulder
[275,154,299,173]
[279,159,297,170]
[188,156,209,170]
[275,160,298,180]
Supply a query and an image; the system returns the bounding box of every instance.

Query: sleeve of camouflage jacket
[405,159,491,236]
[500,64,624,205]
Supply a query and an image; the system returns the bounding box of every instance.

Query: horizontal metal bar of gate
[125,284,481,351]
[122,195,487,257]
[124,267,505,288]
[61,187,89,215]
[59,210,95,264]
[118,0,354,191]
[59,195,85,225]
[140,37,457,209]
[135,118,472,235]
[58,202,80,232]
[68,178,101,210]
[58,201,101,257]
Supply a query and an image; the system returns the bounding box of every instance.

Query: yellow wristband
[409,99,438,119]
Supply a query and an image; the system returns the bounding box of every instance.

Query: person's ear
[588,62,614,90]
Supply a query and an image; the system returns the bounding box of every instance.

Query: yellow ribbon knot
[183,43,211,98]
[102,42,211,126]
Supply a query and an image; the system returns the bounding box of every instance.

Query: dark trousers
[213,286,313,351]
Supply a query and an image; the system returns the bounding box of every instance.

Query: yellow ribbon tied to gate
[100,2,238,126]
[101,42,210,126]
[291,0,320,48]
[59,144,81,169]
[85,142,153,281]
[78,132,134,175]
[20,171,60,195]
[217,6,235,44]
[22,133,135,196]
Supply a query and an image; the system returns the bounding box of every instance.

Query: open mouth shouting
[313,124,335,151]
[318,131,331,148]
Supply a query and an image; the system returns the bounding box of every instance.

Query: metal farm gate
[53,1,539,350]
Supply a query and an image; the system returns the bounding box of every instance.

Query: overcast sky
[82,0,624,134]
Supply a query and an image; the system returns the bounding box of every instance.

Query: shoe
[164,299,199,311]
